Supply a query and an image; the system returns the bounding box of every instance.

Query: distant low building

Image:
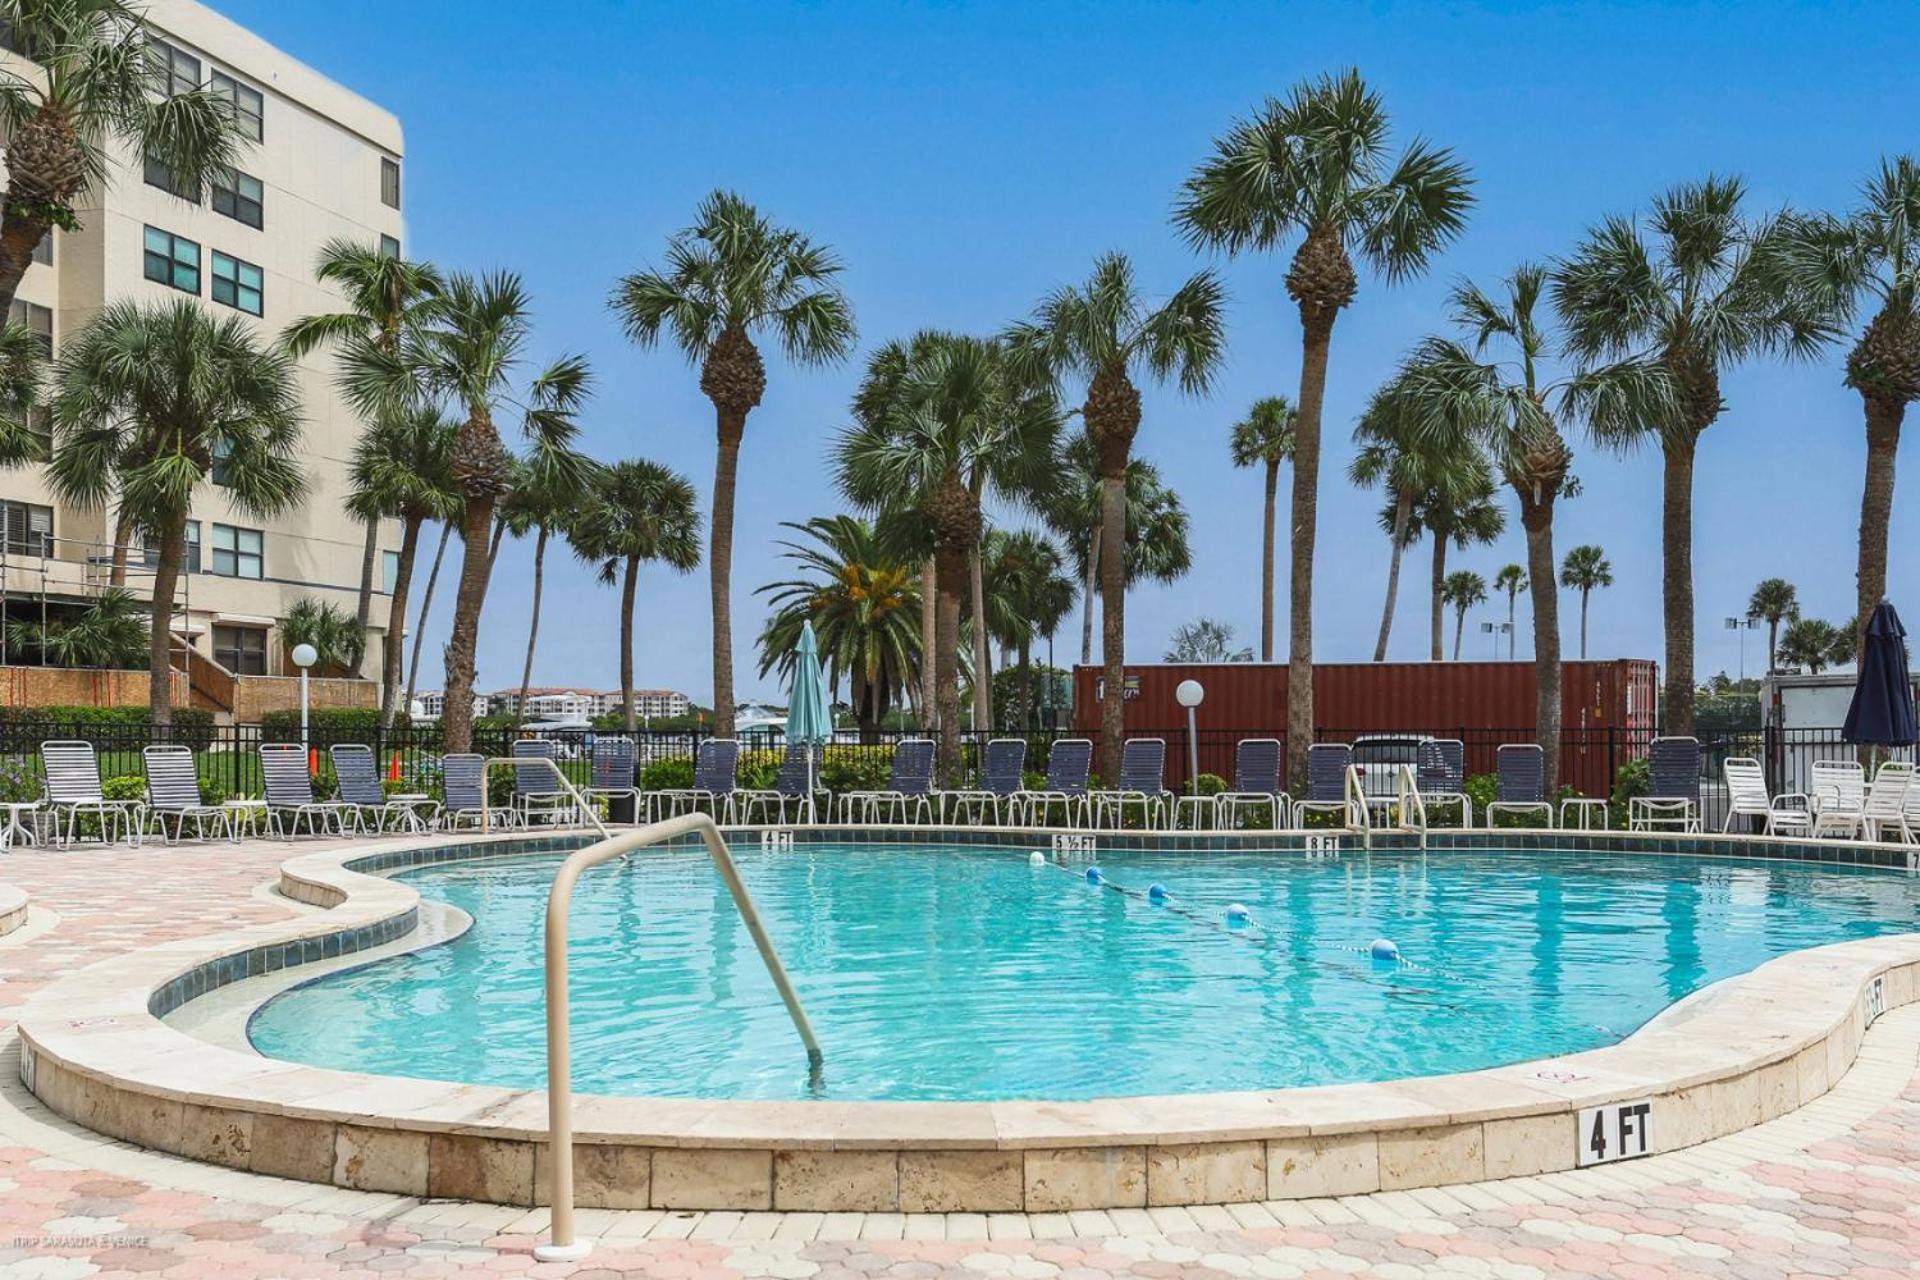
[489,686,692,722]
[415,690,487,721]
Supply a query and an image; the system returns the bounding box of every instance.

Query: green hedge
[0,704,214,750]
[260,707,409,742]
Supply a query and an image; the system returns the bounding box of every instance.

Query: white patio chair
[1862,761,1914,843]
[1808,760,1866,838]
[1720,756,1810,837]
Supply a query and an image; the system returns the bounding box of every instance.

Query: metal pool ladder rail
[535,812,821,1263]
[477,755,611,837]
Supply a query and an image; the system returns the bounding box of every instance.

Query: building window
[379,234,400,259]
[142,521,201,574]
[210,70,263,141]
[210,523,262,579]
[380,157,400,209]
[210,252,262,316]
[210,436,235,486]
[0,499,51,556]
[211,168,262,228]
[30,230,51,266]
[143,226,200,294]
[142,150,199,201]
[8,301,51,356]
[150,38,200,97]
[382,549,400,593]
[213,624,266,676]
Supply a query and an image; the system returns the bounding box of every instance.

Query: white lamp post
[291,643,318,749]
[1175,678,1205,797]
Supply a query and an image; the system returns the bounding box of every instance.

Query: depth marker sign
[1576,1099,1653,1167]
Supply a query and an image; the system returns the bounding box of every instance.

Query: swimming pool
[246,840,1920,1102]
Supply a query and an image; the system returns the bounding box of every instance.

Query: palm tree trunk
[355,518,379,637]
[1661,436,1697,736]
[378,515,422,730]
[404,521,451,721]
[1429,531,1449,662]
[146,513,186,729]
[0,209,49,326]
[1522,493,1562,792]
[1099,470,1128,785]
[1855,393,1903,654]
[970,545,992,729]
[1507,593,1517,660]
[919,556,937,731]
[512,524,548,732]
[487,515,507,573]
[109,506,135,587]
[1451,607,1466,661]
[1260,457,1278,662]
[1080,525,1099,667]
[933,546,966,784]
[1017,635,1033,730]
[1765,618,1778,674]
[620,554,639,732]
[1580,589,1591,661]
[1373,489,1410,662]
[709,413,745,737]
[441,494,498,754]
[1286,317,1333,792]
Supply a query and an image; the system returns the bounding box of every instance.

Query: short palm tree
[1176,69,1473,786]
[1768,157,1920,645]
[1553,177,1828,735]
[499,446,593,731]
[980,528,1074,730]
[571,458,702,732]
[1166,617,1253,663]
[1405,452,1503,661]
[757,516,919,735]
[1493,564,1526,659]
[1386,264,1669,785]
[1228,396,1295,661]
[611,191,855,738]
[1777,617,1853,675]
[1044,431,1193,666]
[6,586,145,668]
[344,406,458,727]
[1007,251,1225,781]
[1746,577,1799,674]
[0,0,250,319]
[836,332,1059,780]
[1442,570,1488,661]
[281,598,363,675]
[283,238,445,637]
[1558,544,1613,660]
[345,271,588,751]
[49,300,303,725]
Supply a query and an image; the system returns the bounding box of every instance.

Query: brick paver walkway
[0,837,1915,1278]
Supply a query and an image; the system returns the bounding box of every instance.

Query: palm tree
[1387,265,1669,785]
[980,528,1073,730]
[1007,251,1226,781]
[1166,617,1253,663]
[281,598,363,675]
[49,300,303,725]
[611,191,856,738]
[758,516,920,735]
[283,239,445,640]
[1044,432,1193,666]
[1228,396,1295,661]
[1768,157,1920,645]
[496,446,594,731]
[571,459,702,732]
[403,521,452,723]
[1553,177,1828,736]
[1746,577,1800,675]
[836,332,1059,780]
[0,0,250,319]
[1494,564,1526,659]
[1558,544,1613,660]
[344,271,588,751]
[1777,618,1853,675]
[1176,69,1474,787]
[1442,570,1488,660]
[0,320,46,466]
[6,586,145,668]
[346,407,458,727]
[1405,453,1503,661]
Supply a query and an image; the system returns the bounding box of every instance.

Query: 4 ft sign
[1576,1099,1653,1167]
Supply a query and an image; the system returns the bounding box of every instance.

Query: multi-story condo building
[414,690,488,722]
[484,686,695,722]
[0,0,403,697]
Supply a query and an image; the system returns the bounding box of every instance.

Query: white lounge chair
[1862,761,1914,843]
[1808,760,1866,838]
[1720,756,1809,836]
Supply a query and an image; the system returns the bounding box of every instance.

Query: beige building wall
[0,0,404,684]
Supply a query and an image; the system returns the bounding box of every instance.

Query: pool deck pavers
[0,835,1915,1278]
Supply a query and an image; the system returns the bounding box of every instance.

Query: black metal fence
[0,718,1878,834]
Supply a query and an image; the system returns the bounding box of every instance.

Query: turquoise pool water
[246,843,1920,1102]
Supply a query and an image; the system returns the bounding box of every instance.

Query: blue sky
[221,0,1920,702]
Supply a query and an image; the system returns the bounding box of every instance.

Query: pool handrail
[477,755,610,838]
[536,812,821,1262]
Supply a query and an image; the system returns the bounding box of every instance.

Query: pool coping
[0,880,26,938]
[15,823,1920,1212]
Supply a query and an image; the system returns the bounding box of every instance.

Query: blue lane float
[1085,866,1103,884]
[1226,903,1251,926]
[1369,937,1401,962]
[1147,883,1169,903]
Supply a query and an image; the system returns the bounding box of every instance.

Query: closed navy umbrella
[1843,601,1918,747]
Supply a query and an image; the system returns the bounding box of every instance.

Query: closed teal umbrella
[785,621,833,821]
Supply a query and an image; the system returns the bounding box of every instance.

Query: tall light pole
[1723,616,1760,682]
[1479,620,1511,661]
[291,642,318,750]
[1175,678,1204,797]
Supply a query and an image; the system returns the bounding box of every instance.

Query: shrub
[0,704,214,751]
[1192,772,1227,797]
[260,707,408,742]
[1611,757,1649,829]
[820,746,893,794]
[641,756,693,791]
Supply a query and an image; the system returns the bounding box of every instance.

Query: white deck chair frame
[1719,756,1810,836]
